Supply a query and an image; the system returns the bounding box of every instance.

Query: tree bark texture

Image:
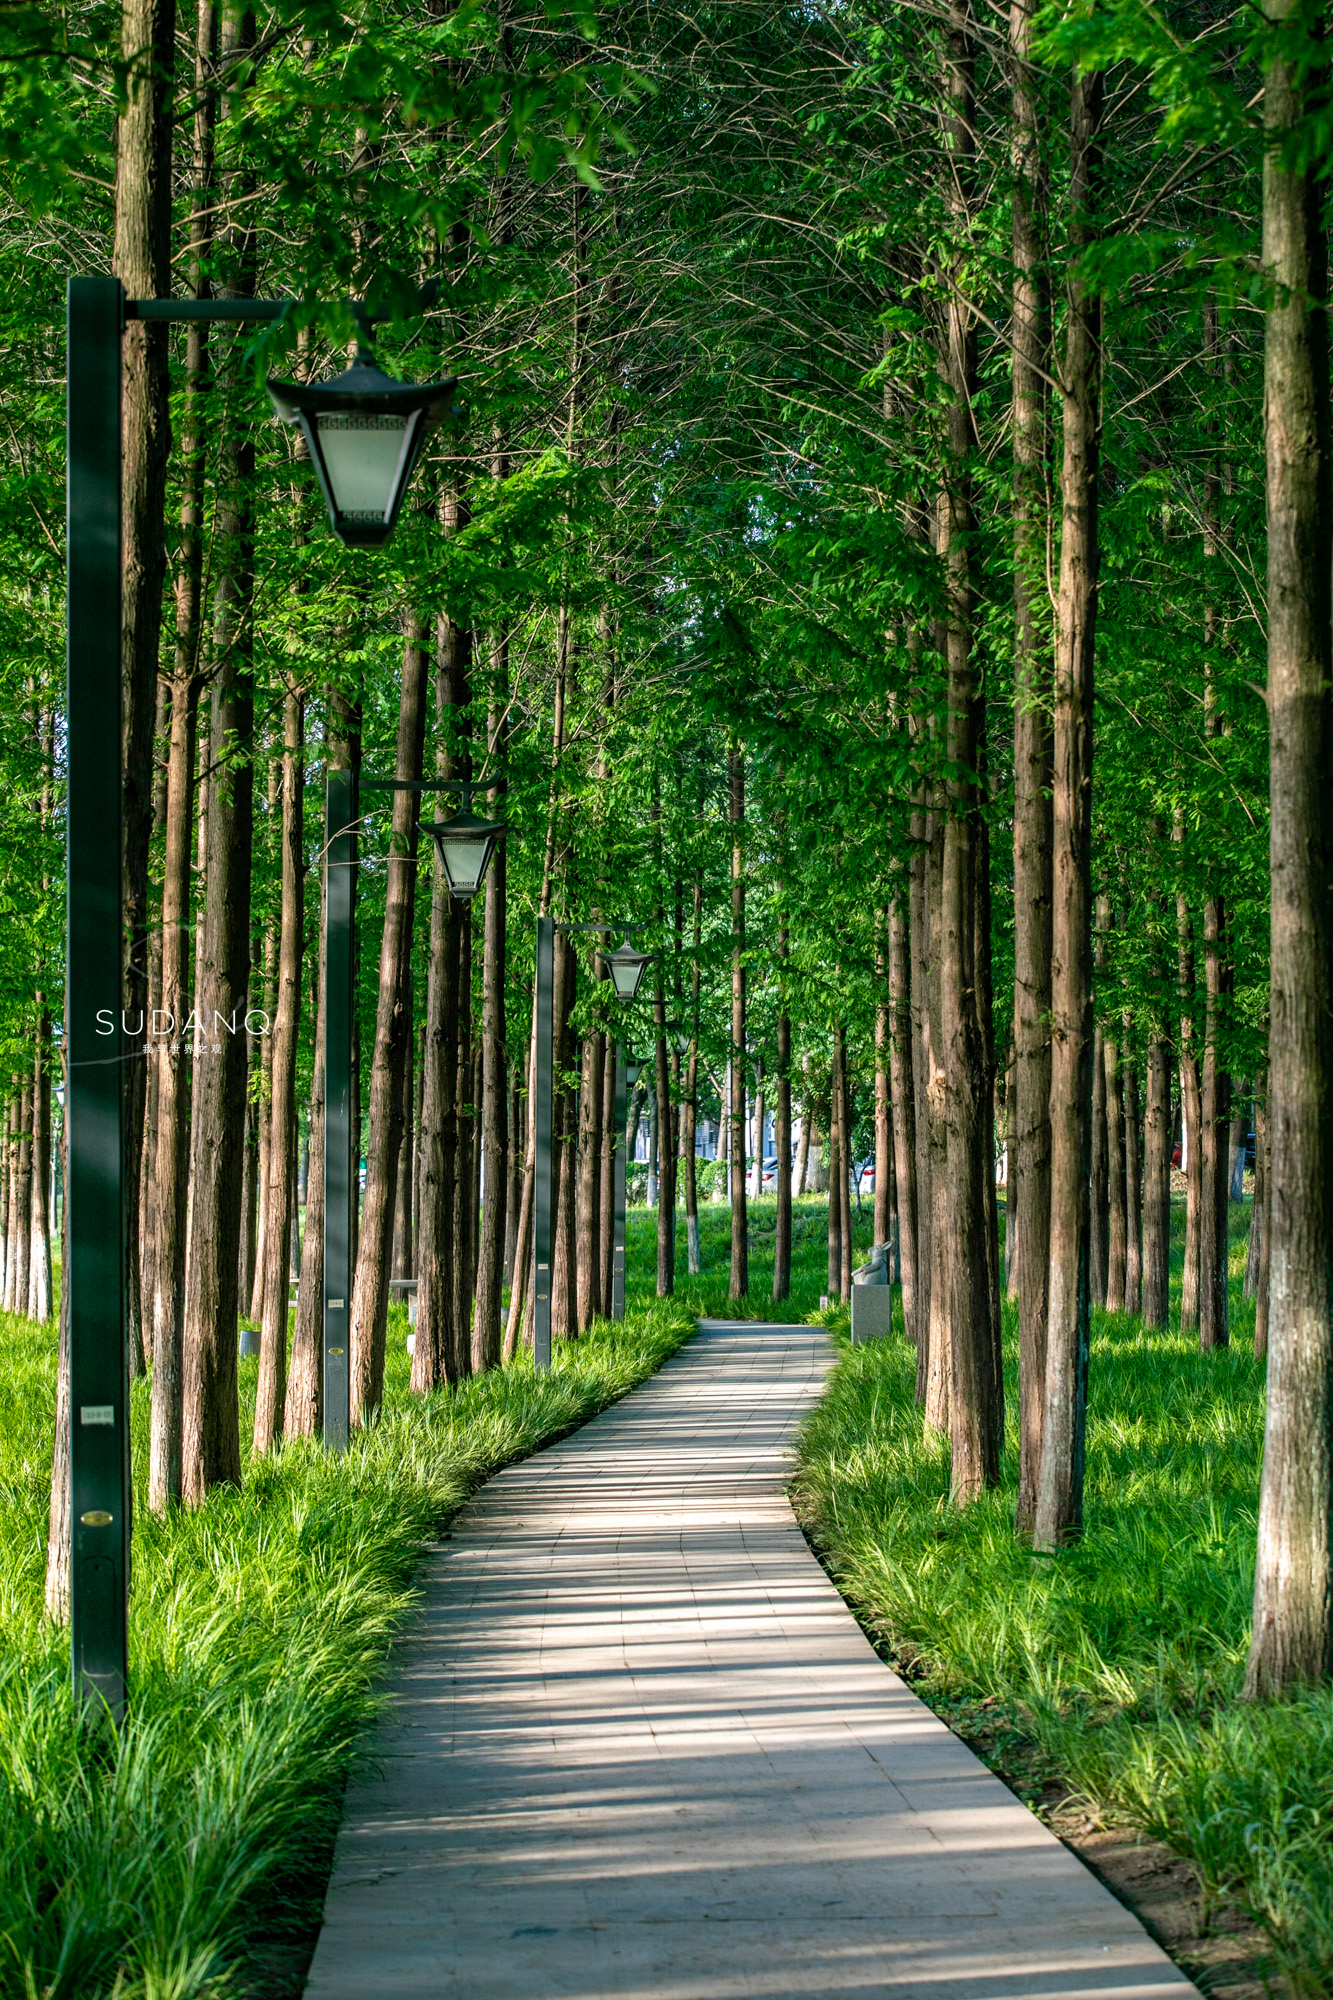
[253,688,305,1452]
[349,622,427,1422]
[180,395,254,1503]
[729,742,748,1300]
[1246,23,1333,1696]
[1034,62,1102,1552]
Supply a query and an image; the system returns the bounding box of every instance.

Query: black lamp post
[65,278,451,1716]
[321,773,502,1452]
[532,922,650,1366]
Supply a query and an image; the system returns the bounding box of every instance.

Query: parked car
[856,1161,875,1195]
[760,1157,780,1188]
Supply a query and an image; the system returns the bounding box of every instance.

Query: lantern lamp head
[267,351,458,548]
[428,806,503,901]
[606,936,652,1003]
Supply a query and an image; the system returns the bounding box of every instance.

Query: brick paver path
[305,1320,1195,1999]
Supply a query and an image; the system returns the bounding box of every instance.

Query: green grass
[623,1183,880,1324]
[0,1292,694,2000]
[793,1201,1333,1998]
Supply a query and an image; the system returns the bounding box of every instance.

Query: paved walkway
[305,1321,1195,1999]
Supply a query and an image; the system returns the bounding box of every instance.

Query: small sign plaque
[80,1510,113,1527]
[79,1405,114,1426]
[329,1298,344,1309]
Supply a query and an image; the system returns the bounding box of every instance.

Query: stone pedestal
[850,1285,894,1343]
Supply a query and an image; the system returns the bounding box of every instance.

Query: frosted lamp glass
[316,413,414,523]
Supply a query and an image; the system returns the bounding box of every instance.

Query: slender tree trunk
[1090,1021,1109,1305]
[924,776,950,1433]
[1254,1079,1271,1360]
[1177,851,1203,1331]
[653,979,675,1297]
[1123,1036,1143,1316]
[729,741,747,1299]
[939,5,999,1500]
[349,622,427,1422]
[595,1037,614,1314]
[1011,0,1054,1531]
[1105,1024,1126,1312]
[1142,884,1174,1328]
[254,688,305,1452]
[114,0,176,1398]
[147,669,199,1511]
[285,951,324,1437]
[473,651,508,1370]
[773,910,792,1302]
[13,1076,32,1321]
[1200,885,1232,1349]
[550,927,576,1344]
[1034,62,1103,1552]
[888,897,920,1345]
[577,999,605,1328]
[392,1013,414,1280]
[29,1018,52,1324]
[180,339,255,1501]
[1245,23,1333,1693]
[875,928,892,1249]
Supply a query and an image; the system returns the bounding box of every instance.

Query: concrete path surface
[304,1320,1195,1999]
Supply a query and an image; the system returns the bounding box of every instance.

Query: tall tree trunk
[1200,888,1232,1349]
[1105,1023,1126,1311]
[248,757,280,1327]
[1142,883,1174,1328]
[875,924,892,1249]
[729,741,748,1299]
[1011,0,1054,1533]
[415,592,468,1391]
[473,642,509,1370]
[392,1012,414,1280]
[1177,843,1203,1331]
[1123,1033,1143,1316]
[1245,21,1333,1694]
[924,773,950,1434]
[577,997,605,1328]
[114,0,176,1397]
[551,926,576,1344]
[773,909,792,1302]
[254,687,305,1452]
[147,672,199,1511]
[180,320,255,1502]
[1253,1077,1271,1360]
[940,1,999,1500]
[285,948,324,1437]
[29,1017,52,1324]
[1034,62,1103,1552]
[653,975,676,1297]
[1090,1021,1109,1305]
[13,1075,32,1321]
[349,622,427,1422]
[888,897,920,1345]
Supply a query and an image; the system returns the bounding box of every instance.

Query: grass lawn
[793,1199,1333,1999]
[0,1287,694,1999]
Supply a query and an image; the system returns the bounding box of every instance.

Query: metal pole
[612,1042,627,1321]
[533,916,554,1369]
[323,768,355,1448]
[66,276,129,1720]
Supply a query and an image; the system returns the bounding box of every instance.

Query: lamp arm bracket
[555,920,653,936]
